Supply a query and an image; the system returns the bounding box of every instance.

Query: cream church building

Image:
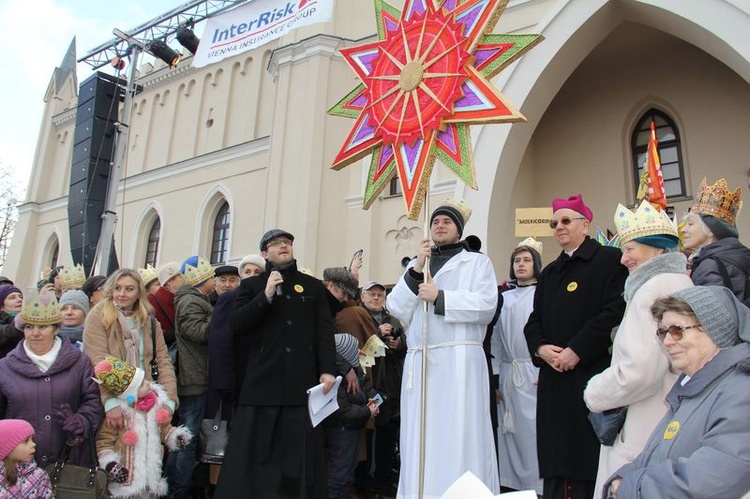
[6,0,750,287]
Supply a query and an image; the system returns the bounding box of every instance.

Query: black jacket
[327,366,377,429]
[0,312,22,360]
[691,237,750,302]
[367,309,405,426]
[231,261,336,406]
[524,236,627,479]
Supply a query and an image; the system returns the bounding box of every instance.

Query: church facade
[6,0,750,287]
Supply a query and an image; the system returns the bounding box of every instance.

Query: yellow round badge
[567,282,578,292]
[663,420,680,440]
[294,284,304,294]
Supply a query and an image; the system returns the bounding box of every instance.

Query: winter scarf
[623,251,687,302]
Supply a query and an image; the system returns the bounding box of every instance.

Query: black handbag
[588,406,628,446]
[198,401,230,464]
[45,426,111,498]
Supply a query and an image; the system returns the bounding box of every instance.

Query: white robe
[387,249,499,499]
[490,284,542,494]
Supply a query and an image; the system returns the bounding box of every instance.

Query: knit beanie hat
[59,289,90,315]
[0,419,34,460]
[158,262,182,287]
[673,286,742,348]
[335,333,360,369]
[698,214,739,240]
[633,234,679,250]
[93,356,145,405]
[239,254,266,275]
[0,285,22,308]
[430,198,472,238]
[323,267,359,299]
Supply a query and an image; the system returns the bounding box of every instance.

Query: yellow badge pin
[663,420,680,440]
[567,282,578,292]
[294,284,304,293]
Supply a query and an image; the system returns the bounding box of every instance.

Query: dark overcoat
[230,262,336,405]
[215,261,336,498]
[525,237,627,480]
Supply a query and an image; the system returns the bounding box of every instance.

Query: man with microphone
[215,229,337,499]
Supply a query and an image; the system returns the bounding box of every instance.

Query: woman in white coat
[584,200,692,497]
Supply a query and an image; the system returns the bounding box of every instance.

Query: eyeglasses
[267,238,293,248]
[655,324,701,341]
[549,216,587,229]
[365,291,385,298]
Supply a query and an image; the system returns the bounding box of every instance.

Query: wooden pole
[418,191,430,499]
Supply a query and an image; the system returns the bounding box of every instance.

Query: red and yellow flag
[641,120,667,210]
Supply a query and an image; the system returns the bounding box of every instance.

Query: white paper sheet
[441,471,538,499]
[306,376,343,427]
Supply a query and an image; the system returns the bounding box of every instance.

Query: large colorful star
[329,0,542,219]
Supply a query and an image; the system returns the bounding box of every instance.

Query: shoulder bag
[199,400,230,464]
[45,426,111,498]
[588,406,627,446]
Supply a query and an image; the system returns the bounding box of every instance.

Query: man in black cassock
[524,195,627,499]
[214,229,336,499]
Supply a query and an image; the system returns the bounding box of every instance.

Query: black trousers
[543,477,595,499]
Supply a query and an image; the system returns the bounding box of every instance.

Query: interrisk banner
[193,0,335,68]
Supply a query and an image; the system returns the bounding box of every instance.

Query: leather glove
[56,403,88,447]
[105,462,129,484]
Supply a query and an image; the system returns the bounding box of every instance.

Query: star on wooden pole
[329,0,543,219]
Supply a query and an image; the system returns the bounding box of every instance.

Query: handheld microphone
[272,266,283,296]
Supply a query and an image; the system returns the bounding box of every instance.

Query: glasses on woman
[549,216,586,229]
[655,324,701,341]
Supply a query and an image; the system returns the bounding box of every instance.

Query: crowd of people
[0,175,748,499]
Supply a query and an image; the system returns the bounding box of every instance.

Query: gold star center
[399,61,424,92]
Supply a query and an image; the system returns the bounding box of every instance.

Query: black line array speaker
[68,71,126,274]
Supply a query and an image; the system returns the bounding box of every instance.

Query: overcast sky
[0,0,187,196]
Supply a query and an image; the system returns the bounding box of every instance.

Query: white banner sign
[193,0,334,68]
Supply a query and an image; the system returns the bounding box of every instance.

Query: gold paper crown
[436,197,472,225]
[690,177,742,225]
[94,356,137,396]
[21,292,62,326]
[614,200,678,245]
[517,237,543,255]
[58,264,86,291]
[183,257,215,287]
[138,265,159,286]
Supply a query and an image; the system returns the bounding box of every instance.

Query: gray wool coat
[603,343,750,498]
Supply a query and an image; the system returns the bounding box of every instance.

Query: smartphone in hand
[349,249,364,270]
[368,393,384,408]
